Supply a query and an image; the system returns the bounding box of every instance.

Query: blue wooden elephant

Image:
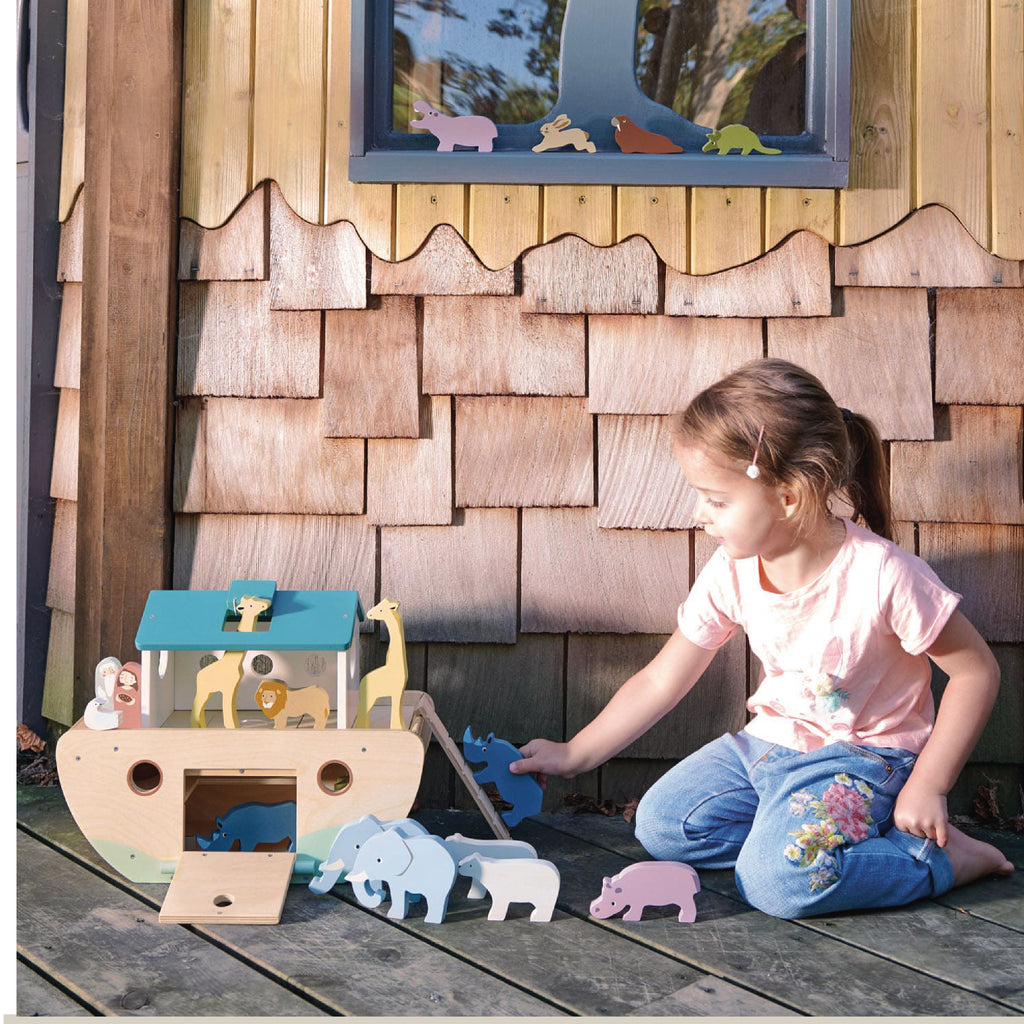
[346,829,458,924]
[309,814,427,900]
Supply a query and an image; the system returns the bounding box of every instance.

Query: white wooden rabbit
[532,114,596,154]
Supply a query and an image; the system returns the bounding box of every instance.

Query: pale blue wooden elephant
[309,814,427,900]
[346,830,458,924]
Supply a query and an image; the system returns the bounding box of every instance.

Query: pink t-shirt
[679,519,961,754]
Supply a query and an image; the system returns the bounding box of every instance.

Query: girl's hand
[893,778,949,847]
[510,739,581,787]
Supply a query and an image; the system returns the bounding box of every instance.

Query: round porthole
[251,654,274,676]
[317,761,352,795]
[128,760,162,795]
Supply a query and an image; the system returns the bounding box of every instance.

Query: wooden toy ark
[355,598,408,729]
[55,579,489,924]
[589,861,700,923]
[463,727,544,827]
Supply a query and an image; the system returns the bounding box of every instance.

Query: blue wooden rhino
[195,800,296,852]
[462,727,543,828]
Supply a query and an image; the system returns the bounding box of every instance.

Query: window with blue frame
[350,0,849,186]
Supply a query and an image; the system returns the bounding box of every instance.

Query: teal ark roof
[135,581,365,652]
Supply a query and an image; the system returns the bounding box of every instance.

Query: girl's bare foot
[944,824,1015,887]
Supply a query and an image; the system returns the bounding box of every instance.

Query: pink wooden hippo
[410,100,498,152]
[590,861,700,923]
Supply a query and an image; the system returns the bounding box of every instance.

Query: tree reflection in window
[393,0,806,138]
[636,0,807,136]
[393,0,564,133]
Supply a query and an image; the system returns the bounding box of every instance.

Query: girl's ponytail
[843,412,893,541]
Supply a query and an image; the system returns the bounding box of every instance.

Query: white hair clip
[746,425,766,479]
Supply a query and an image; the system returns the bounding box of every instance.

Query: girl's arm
[893,610,1000,846]
[510,629,718,781]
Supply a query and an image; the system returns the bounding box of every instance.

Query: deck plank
[532,811,1022,1017]
[17,830,322,1017]
[16,959,93,1016]
[17,788,562,1017]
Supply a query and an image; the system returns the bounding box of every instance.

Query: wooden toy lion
[254,679,330,729]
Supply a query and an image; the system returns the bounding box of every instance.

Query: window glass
[636,0,807,136]
[392,0,565,133]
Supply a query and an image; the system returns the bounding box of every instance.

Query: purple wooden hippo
[590,861,700,923]
[410,100,498,152]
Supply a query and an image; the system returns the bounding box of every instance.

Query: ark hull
[55,692,431,883]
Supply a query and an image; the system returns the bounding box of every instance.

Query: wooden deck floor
[16,784,1024,1017]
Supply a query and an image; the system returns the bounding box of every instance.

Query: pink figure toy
[590,861,700,923]
[410,100,498,152]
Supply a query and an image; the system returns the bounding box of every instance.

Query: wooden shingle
[918,523,1024,643]
[371,224,515,296]
[834,205,1022,288]
[49,389,79,502]
[46,500,77,614]
[380,508,518,643]
[597,415,695,530]
[367,395,453,526]
[177,280,321,397]
[324,296,420,438]
[935,289,1024,405]
[769,287,933,439]
[455,396,593,509]
[178,184,268,281]
[890,406,1024,524]
[422,296,585,397]
[42,609,75,727]
[174,513,377,606]
[426,634,565,741]
[521,235,659,315]
[666,231,832,317]
[55,283,81,389]
[269,182,368,310]
[521,508,690,634]
[57,197,83,283]
[567,632,747,759]
[174,397,364,514]
[588,314,762,415]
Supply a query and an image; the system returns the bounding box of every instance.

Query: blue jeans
[634,730,955,919]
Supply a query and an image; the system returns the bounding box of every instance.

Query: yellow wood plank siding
[57,0,87,222]
[689,188,763,274]
[916,0,990,247]
[990,0,1024,256]
[838,0,913,245]
[323,0,394,256]
[468,186,542,271]
[59,0,1024,263]
[180,0,253,229]
[251,0,327,225]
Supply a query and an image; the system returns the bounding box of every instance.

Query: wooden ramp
[16,784,1024,1017]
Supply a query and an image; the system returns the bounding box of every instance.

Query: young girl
[511,358,1013,918]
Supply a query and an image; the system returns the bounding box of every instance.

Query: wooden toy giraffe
[355,598,408,729]
[191,594,272,729]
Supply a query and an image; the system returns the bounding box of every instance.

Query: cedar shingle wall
[44,184,1024,813]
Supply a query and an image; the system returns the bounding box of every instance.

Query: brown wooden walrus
[611,115,683,154]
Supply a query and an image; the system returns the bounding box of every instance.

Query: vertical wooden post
[75,1,183,720]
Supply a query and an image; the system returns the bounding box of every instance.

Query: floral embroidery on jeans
[785,774,875,892]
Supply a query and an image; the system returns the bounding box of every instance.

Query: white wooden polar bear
[443,833,538,900]
[457,853,560,922]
